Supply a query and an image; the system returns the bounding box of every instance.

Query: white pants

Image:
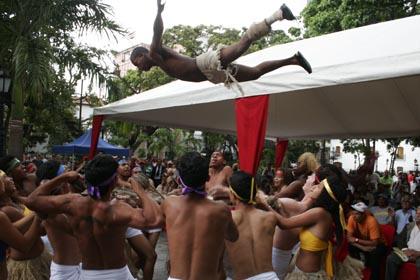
[50,261,81,280]
[168,277,182,280]
[246,271,279,280]
[272,247,293,280]
[81,265,134,280]
[125,227,143,238]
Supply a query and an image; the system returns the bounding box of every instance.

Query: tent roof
[52,129,130,157]
[95,15,420,139]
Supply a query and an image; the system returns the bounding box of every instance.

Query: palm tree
[0,0,123,158]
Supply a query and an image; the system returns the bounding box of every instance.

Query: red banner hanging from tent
[275,139,288,169]
[235,95,269,176]
[88,115,104,159]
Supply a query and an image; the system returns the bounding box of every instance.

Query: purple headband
[179,176,207,197]
[86,172,118,199]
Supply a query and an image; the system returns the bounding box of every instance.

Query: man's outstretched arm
[149,0,165,56]
[25,172,81,215]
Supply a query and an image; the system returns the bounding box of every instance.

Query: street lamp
[0,70,12,157]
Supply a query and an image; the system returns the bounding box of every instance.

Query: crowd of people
[0,150,419,280]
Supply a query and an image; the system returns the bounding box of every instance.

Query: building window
[396,147,404,160]
[335,146,341,157]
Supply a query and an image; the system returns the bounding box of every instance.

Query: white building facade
[329,139,420,173]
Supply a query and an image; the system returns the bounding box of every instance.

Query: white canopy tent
[94,15,420,139]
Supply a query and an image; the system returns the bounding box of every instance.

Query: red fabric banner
[235,95,269,176]
[275,139,288,169]
[88,115,104,160]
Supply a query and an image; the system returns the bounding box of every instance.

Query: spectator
[370,194,394,225]
[394,196,416,248]
[385,206,420,280]
[380,170,393,194]
[272,169,285,194]
[347,202,387,280]
[151,159,165,187]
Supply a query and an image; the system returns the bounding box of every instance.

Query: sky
[88,0,308,52]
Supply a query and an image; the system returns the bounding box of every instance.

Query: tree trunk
[8,119,24,159]
[8,82,24,159]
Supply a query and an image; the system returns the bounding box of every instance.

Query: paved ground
[152,232,169,280]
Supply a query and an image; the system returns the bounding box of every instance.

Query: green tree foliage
[0,0,123,152]
[286,140,321,164]
[303,0,420,164]
[302,0,419,38]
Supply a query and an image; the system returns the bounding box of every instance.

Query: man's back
[226,207,277,279]
[67,196,130,270]
[163,195,233,280]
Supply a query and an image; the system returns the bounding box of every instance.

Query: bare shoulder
[0,205,23,221]
[222,166,233,176]
[0,211,8,222]
[306,207,330,219]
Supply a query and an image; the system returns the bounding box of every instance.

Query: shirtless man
[25,154,163,280]
[161,152,238,280]
[270,164,342,279]
[131,0,311,88]
[0,155,37,197]
[206,150,233,200]
[33,160,83,280]
[225,171,281,280]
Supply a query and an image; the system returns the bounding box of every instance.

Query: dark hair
[229,171,257,204]
[178,152,209,189]
[317,163,343,182]
[36,160,61,184]
[256,174,272,195]
[282,168,295,185]
[85,154,118,198]
[0,155,16,172]
[312,175,348,244]
[130,46,149,62]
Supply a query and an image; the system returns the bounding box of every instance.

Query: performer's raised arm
[150,0,165,56]
[25,172,81,215]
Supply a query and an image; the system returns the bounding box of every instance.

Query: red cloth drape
[235,95,269,176]
[88,115,104,160]
[275,139,288,169]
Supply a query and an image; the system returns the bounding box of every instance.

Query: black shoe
[280,4,296,21]
[295,51,312,74]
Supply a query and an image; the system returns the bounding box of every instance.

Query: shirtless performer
[131,0,312,88]
[225,171,282,280]
[0,155,37,198]
[270,164,342,279]
[206,150,233,201]
[161,152,239,280]
[25,154,163,280]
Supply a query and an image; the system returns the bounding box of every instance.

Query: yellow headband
[322,179,346,231]
[229,177,256,205]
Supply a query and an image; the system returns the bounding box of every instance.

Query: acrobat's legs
[220,4,296,68]
[234,52,312,82]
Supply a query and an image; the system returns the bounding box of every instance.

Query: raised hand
[157,0,165,13]
[65,171,82,183]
